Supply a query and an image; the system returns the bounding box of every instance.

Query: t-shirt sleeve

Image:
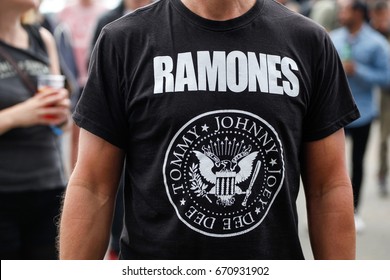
[302,33,360,141]
[73,28,128,149]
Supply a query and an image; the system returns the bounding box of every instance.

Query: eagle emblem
[192,139,261,207]
[164,110,284,237]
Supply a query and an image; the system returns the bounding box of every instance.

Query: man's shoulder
[343,25,389,54]
[363,25,389,46]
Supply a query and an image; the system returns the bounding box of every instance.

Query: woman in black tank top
[0,0,70,260]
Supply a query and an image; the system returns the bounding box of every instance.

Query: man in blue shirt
[370,0,390,198]
[330,0,390,233]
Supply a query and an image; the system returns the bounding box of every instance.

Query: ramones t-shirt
[74,0,359,259]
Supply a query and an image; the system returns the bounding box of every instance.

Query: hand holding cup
[36,74,70,124]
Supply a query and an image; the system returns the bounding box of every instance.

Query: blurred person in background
[276,0,301,13]
[23,0,80,177]
[370,0,390,197]
[25,1,80,119]
[91,0,153,48]
[58,0,107,169]
[330,0,390,232]
[310,0,339,31]
[0,0,70,259]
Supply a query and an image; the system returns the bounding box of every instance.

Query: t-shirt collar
[170,0,264,31]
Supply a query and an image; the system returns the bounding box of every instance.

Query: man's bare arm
[59,129,125,259]
[301,128,356,259]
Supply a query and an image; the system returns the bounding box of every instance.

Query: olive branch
[189,163,212,203]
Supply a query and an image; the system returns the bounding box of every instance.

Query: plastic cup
[37,74,65,91]
[37,74,65,122]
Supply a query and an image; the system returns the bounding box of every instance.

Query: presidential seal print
[163,110,285,237]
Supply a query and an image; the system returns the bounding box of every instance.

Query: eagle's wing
[193,151,216,183]
[235,152,259,184]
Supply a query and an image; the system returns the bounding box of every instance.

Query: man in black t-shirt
[59,0,358,260]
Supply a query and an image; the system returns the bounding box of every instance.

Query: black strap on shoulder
[0,45,36,94]
[24,24,47,54]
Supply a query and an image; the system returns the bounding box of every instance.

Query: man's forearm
[306,183,356,260]
[59,181,115,260]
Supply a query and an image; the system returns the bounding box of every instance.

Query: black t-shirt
[75,0,359,259]
[0,25,66,192]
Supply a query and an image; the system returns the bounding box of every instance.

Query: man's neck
[180,0,256,20]
[79,0,94,7]
[348,21,364,36]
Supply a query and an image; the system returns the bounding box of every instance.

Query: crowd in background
[1,0,389,259]
[282,0,390,231]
